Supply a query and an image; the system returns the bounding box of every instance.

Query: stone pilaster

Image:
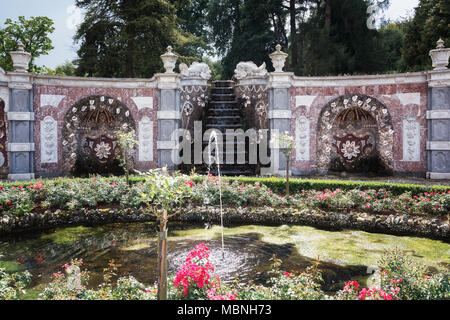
[264,71,294,176]
[156,73,181,170]
[7,72,35,180]
[426,70,450,179]
[427,40,450,179]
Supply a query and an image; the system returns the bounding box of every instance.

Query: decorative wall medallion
[86,136,117,163]
[333,134,373,162]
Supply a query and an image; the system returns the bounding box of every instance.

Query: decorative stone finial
[9,40,32,73]
[269,44,288,73]
[17,40,25,51]
[429,38,450,71]
[160,45,178,73]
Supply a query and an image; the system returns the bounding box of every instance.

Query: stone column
[156,46,181,170]
[264,45,294,176]
[427,39,450,179]
[7,43,35,180]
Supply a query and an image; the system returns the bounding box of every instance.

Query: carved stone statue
[180,62,212,80]
[234,62,268,80]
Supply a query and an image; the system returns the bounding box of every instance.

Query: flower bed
[1,247,448,300]
[0,172,449,239]
[1,173,449,217]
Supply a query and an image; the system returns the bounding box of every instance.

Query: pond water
[0,222,449,299]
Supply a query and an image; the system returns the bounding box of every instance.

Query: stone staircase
[200,80,255,176]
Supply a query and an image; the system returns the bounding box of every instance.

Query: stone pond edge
[1,206,449,242]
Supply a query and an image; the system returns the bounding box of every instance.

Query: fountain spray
[207,130,225,259]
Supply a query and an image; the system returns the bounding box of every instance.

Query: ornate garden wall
[33,77,159,176]
[290,74,429,176]
[1,43,449,180]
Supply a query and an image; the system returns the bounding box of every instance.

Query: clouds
[66,5,82,31]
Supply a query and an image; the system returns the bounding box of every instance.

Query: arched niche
[62,95,136,176]
[317,94,394,174]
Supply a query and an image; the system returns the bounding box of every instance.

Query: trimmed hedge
[1,175,449,197]
[192,176,450,196]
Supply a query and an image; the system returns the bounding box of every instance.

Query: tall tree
[0,16,54,72]
[296,0,393,76]
[74,0,202,78]
[207,0,283,78]
[402,0,450,71]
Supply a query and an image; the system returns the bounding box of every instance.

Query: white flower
[341,140,360,160]
[72,107,77,113]
[94,142,111,160]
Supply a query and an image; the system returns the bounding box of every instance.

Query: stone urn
[269,44,288,72]
[429,39,450,70]
[9,41,32,73]
[160,46,178,73]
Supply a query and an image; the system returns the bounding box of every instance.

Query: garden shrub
[1,174,449,217]
[0,267,32,300]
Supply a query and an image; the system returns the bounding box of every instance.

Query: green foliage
[402,0,450,72]
[233,256,326,300]
[192,176,450,197]
[116,129,138,185]
[74,0,205,78]
[0,16,54,72]
[0,267,32,300]
[1,174,449,216]
[377,248,449,300]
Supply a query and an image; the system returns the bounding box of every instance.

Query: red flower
[283,272,291,277]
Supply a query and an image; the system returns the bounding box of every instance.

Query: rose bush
[1,174,449,217]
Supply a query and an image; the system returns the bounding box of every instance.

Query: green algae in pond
[168,224,450,270]
[40,226,101,245]
[0,260,26,273]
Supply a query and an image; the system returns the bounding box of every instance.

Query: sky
[0,0,420,69]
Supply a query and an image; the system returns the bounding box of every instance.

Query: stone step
[210,88,234,94]
[212,81,235,88]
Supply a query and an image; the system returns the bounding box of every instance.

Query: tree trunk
[325,0,332,30]
[289,0,298,70]
[286,157,290,197]
[157,209,168,300]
